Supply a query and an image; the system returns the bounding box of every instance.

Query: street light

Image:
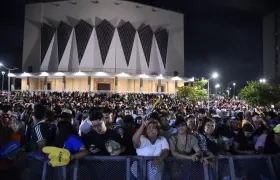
[233,83,236,96]
[215,84,220,96]
[226,90,230,97]
[207,72,219,111]
[0,63,18,102]
[212,72,218,79]
[1,71,5,91]
[259,78,266,83]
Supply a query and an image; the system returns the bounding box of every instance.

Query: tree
[239,81,280,106]
[177,80,208,102]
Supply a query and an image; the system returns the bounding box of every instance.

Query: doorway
[97,83,110,91]
[160,85,165,92]
[47,83,51,90]
[157,85,165,92]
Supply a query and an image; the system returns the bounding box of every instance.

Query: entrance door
[47,83,51,90]
[157,85,165,92]
[161,85,165,92]
[97,83,110,91]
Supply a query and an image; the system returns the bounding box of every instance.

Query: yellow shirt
[241,120,249,127]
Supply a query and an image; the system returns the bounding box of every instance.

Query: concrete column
[157,79,162,93]
[175,80,178,91]
[27,77,30,91]
[44,77,47,91]
[62,76,66,91]
[114,77,118,92]
[140,78,143,93]
[88,76,91,92]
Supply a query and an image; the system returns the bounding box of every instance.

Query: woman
[169,117,202,180]
[169,117,201,160]
[195,118,217,165]
[233,123,255,155]
[54,121,87,160]
[132,120,169,180]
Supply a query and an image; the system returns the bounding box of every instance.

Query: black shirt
[217,125,236,139]
[234,135,255,151]
[264,140,280,155]
[83,129,124,155]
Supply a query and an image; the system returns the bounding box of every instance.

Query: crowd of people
[0,91,280,179]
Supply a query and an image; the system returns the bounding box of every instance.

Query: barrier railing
[13,155,280,180]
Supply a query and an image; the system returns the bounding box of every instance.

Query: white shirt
[255,134,267,151]
[136,135,169,156]
[78,118,92,136]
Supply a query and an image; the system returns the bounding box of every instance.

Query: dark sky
[0,0,279,88]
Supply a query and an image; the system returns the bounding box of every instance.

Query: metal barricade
[271,155,280,179]
[13,155,279,180]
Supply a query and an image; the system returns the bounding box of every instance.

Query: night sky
[0,0,279,89]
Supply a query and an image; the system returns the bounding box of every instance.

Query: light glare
[117,72,130,77]
[39,72,49,76]
[212,72,218,78]
[171,76,182,81]
[156,74,164,79]
[54,72,65,76]
[8,73,16,77]
[139,73,150,78]
[74,72,87,76]
[95,72,108,77]
[20,72,32,77]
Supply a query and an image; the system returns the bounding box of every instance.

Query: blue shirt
[64,135,84,154]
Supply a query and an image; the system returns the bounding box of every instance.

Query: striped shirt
[30,121,49,151]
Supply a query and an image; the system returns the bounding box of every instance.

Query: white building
[17,0,189,92]
[263,10,280,80]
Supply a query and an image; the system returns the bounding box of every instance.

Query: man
[103,107,125,139]
[29,104,49,152]
[102,107,113,126]
[83,108,126,156]
[159,114,177,141]
[78,111,91,136]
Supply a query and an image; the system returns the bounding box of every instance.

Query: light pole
[207,72,218,111]
[0,63,18,102]
[1,71,5,91]
[233,82,236,96]
[215,84,220,96]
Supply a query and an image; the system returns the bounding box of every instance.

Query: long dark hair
[54,120,77,148]
[198,117,216,134]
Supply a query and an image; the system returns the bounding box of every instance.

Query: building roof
[10,72,193,82]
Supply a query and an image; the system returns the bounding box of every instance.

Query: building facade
[263,11,280,80]
[18,0,187,93]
